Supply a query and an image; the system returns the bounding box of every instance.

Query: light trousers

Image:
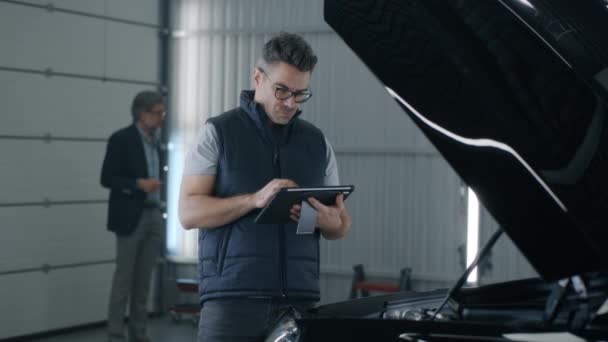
[108,208,163,342]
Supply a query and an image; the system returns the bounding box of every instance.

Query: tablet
[253,185,355,224]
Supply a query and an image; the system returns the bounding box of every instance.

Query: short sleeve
[183,123,220,175]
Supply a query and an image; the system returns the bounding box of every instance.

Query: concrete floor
[29,315,198,342]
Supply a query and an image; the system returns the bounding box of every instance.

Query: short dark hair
[131,90,164,121]
[259,32,318,72]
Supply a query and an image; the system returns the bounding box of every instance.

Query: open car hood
[324,0,608,281]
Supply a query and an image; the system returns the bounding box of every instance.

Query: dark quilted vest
[198,91,327,304]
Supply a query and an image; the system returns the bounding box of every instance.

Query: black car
[265,0,608,341]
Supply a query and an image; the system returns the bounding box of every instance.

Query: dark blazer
[100,124,163,236]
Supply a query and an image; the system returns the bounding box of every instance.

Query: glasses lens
[274,88,292,100]
[271,81,312,103]
[294,93,312,103]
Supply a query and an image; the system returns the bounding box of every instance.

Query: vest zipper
[217,227,232,275]
[274,146,287,298]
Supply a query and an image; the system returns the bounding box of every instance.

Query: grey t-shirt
[183,123,340,186]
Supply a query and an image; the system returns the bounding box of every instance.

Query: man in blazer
[101,90,166,342]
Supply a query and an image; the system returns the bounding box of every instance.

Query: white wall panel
[174,0,327,33]
[0,264,113,340]
[0,3,159,83]
[26,0,159,25]
[1,72,149,138]
[107,0,159,25]
[0,205,111,273]
[0,3,105,75]
[0,0,161,337]
[106,21,159,82]
[305,35,429,150]
[27,0,106,15]
[0,141,107,203]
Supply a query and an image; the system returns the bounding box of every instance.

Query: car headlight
[264,308,301,342]
[383,308,443,321]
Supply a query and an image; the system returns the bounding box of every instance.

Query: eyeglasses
[258,68,313,103]
[147,108,166,118]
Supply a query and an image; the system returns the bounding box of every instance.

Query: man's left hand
[290,193,346,232]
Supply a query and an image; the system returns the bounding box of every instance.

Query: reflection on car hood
[324,0,608,280]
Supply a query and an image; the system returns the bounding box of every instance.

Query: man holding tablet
[178,32,352,342]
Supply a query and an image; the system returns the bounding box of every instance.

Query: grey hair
[257,32,318,72]
[131,90,163,121]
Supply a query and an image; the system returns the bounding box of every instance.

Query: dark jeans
[197,298,315,342]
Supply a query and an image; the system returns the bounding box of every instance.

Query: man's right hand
[252,178,298,208]
[136,178,161,193]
